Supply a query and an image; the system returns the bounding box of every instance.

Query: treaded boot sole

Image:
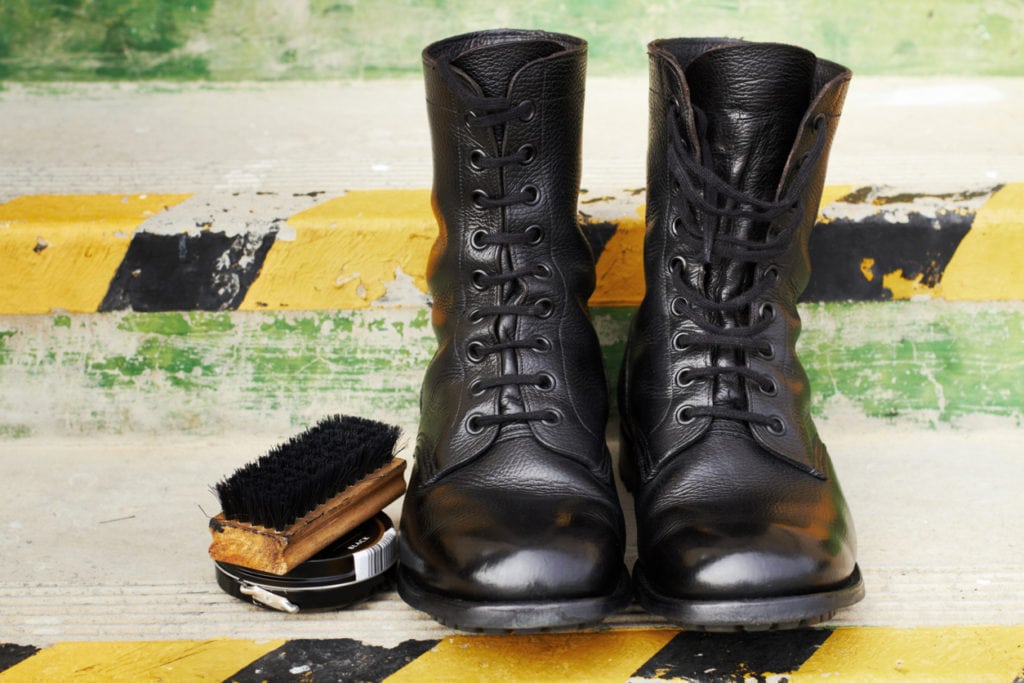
[397,566,633,632]
[633,564,865,632]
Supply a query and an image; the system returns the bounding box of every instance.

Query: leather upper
[620,39,857,601]
[621,39,851,479]
[401,29,625,603]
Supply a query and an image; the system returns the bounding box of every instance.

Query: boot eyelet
[671,178,682,194]
[533,336,551,353]
[755,341,776,360]
[464,110,480,127]
[670,216,683,236]
[471,189,489,209]
[534,298,553,318]
[525,225,543,244]
[675,404,695,424]
[535,372,555,391]
[668,255,687,275]
[466,340,486,362]
[671,296,688,316]
[470,229,489,250]
[763,265,780,282]
[672,332,690,352]
[675,368,694,387]
[759,302,777,323]
[470,270,489,290]
[468,309,484,324]
[466,413,485,434]
[518,144,536,164]
[469,149,487,170]
[541,409,562,425]
[470,379,486,396]
[759,377,779,396]
[535,263,552,279]
[669,96,682,115]
[522,184,541,205]
[767,416,787,435]
[811,113,826,130]
[519,100,536,121]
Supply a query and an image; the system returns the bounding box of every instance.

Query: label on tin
[353,527,397,581]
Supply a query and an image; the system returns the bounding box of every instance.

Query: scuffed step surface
[0,425,1021,648]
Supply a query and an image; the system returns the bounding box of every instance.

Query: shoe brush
[209,415,405,575]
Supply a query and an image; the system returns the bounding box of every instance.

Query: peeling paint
[0,303,1019,437]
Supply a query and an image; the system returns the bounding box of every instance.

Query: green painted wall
[1,0,1021,81]
[0,303,1020,438]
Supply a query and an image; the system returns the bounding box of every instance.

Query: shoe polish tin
[214,511,397,613]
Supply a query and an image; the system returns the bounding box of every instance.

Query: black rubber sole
[397,566,633,632]
[634,564,866,632]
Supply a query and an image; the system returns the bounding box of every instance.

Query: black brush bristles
[213,415,400,532]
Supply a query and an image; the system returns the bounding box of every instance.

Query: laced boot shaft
[623,39,848,477]
[417,30,610,474]
[620,38,863,629]
[399,29,629,631]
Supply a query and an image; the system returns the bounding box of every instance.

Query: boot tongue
[684,42,816,201]
[452,39,564,98]
[683,44,816,411]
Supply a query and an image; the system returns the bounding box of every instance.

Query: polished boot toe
[399,438,630,630]
[400,438,627,603]
[628,425,863,628]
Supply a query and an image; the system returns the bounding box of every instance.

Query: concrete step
[0,425,1021,679]
[2,75,1022,681]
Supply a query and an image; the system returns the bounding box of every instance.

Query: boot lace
[665,101,828,433]
[438,61,560,433]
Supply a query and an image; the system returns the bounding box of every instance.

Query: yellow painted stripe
[791,626,1024,682]
[0,184,1019,313]
[239,189,434,310]
[818,183,855,211]
[589,184,854,306]
[941,182,1024,300]
[0,638,284,682]
[592,208,646,306]
[384,629,679,683]
[0,194,190,314]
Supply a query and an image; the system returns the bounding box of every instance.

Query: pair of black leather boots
[398,29,865,631]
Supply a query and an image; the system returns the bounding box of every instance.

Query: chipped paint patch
[239,190,434,310]
[0,303,1019,437]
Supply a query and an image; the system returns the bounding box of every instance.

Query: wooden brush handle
[209,457,406,575]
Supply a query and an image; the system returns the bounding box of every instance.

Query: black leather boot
[398,29,630,631]
[619,38,865,629]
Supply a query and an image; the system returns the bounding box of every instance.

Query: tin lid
[214,511,397,612]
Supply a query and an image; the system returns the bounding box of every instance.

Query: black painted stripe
[226,637,439,683]
[580,219,619,262]
[802,187,991,302]
[99,230,277,312]
[0,643,40,674]
[630,628,832,681]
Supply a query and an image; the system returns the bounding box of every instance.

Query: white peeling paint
[133,191,337,238]
[820,186,996,225]
[379,266,430,306]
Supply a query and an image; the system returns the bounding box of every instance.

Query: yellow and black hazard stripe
[2,626,1023,681]
[1,184,1022,315]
